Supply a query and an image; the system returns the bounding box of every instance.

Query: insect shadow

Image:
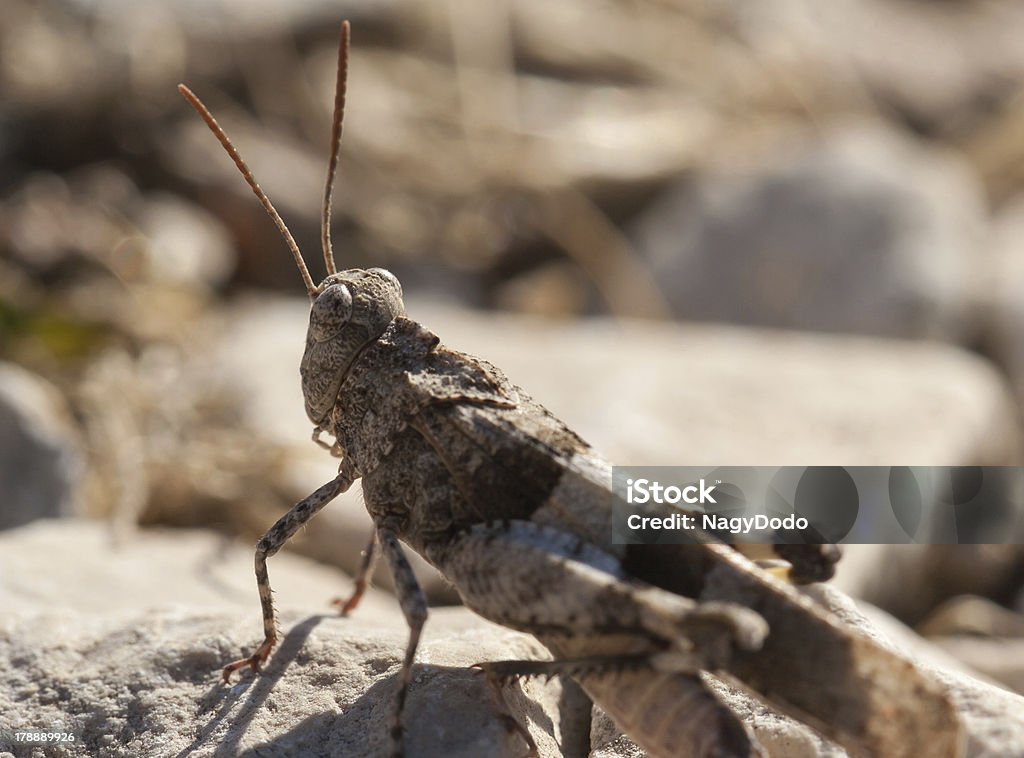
[173,613,329,758]
[231,664,564,758]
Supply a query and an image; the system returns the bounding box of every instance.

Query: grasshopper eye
[309,283,353,341]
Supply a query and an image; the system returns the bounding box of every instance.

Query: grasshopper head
[300,268,404,424]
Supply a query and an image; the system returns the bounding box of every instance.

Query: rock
[931,637,1024,695]
[931,667,1024,758]
[980,195,1024,410]
[629,122,985,341]
[5,518,1024,757]
[0,608,576,758]
[834,545,1024,626]
[918,596,1024,639]
[0,520,583,757]
[0,362,82,529]
[589,707,647,758]
[912,595,1024,696]
[703,677,850,758]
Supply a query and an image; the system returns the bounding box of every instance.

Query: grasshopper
[180,21,964,758]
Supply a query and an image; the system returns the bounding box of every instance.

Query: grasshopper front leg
[223,466,356,681]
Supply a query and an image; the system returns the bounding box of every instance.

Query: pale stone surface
[834,545,1024,626]
[0,363,82,530]
[931,638,1024,696]
[0,608,576,758]
[4,522,1024,757]
[982,196,1024,410]
[629,123,985,341]
[703,677,850,758]
[215,296,1021,467]
[0,521,581,758]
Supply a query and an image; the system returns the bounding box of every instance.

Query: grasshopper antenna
[177,83,319,300]
[321,20,350,277]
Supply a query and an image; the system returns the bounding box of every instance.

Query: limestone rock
[5,521,1024,757]
[218,296,1021,468]
[980,196,1024,410]
[835,545,1024,626]
[0,363,82,530]
[931,637,1024,696]
[0,521,582,758]
[629,123,985,341]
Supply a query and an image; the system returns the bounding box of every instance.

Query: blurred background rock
[2,0,1024,743]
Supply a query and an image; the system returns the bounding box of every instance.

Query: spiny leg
[331,529,381,615]
[378,528,427,758]
[223,469,355,682]
[474,652,763,758]
[475,653,654,685]
[475,652,659,758]
[474,661,554,758]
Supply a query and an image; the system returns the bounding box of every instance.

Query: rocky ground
[2,520,1024,758]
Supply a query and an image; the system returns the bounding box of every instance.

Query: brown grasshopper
[179,21,964,758]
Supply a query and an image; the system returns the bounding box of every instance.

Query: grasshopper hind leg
[472,653,656,758]
[473,655,764,758]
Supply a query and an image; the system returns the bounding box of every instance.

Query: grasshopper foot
[329,590,363,617]
[222,636,276,682]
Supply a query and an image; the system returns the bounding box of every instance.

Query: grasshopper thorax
[301,267,405,424]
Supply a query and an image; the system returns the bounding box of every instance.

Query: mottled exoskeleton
[180,22,964,758]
